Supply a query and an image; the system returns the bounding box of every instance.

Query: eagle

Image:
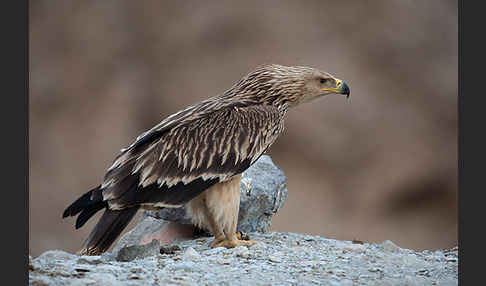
[63,64,350,255]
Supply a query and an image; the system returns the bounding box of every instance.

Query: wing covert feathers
[101,104,284,210]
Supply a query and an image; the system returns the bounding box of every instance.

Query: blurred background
[29,0,457,257]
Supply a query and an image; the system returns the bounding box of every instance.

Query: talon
[211,238,257,248]
[210,235,225,248]
[236,231,251,241]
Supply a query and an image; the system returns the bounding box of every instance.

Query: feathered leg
[187,174,256,248]
[204,174,256,248]
[187,187,225,245]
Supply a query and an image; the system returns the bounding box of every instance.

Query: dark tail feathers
[79,206,139,255]
[63,186,139,255]
[62,186,106,229]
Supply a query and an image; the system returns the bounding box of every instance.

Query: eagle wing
[100,103,283,210]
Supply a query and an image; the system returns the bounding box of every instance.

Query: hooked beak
[321,79,350,98]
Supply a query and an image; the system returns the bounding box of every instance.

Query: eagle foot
[236,231,251,241]
[210,235,226,247]
[210,237,257,248]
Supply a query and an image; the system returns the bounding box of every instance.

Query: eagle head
[228,64,350,107]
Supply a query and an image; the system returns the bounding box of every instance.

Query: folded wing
[100,104,283,210]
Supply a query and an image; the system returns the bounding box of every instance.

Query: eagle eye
[319,78,326,84]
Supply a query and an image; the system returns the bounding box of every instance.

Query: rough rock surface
[29,232,458,286]
[237,155,288,233]
[116,239,160,262]
[147,155,288,233]
[111,216,194,257]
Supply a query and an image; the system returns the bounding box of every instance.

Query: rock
[237,155,288,233]
[268,253,283,263]
[232,246,250,258]
[216,258,231,265]
[381,239,400,253]
[343,243,367,254]
[29,232,458,285]
[249,241,266,250]
[160,244,182,255]
[169,261,197,271]
[182,247,201,261]
[30,278,50,286]
[115,239,160,262]
[148,206,187,223]
[76,256,103,265]
[202,247,225,256]
[112,216,194,255]
[111,216,167,255]
[77,273,117,286]
[36,250,77,263]
[145,155,287,233]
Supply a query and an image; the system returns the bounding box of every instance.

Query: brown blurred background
[29,0,457,257]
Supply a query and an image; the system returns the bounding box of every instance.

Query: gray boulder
[111,216,168,256]
[237,155,288,232]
